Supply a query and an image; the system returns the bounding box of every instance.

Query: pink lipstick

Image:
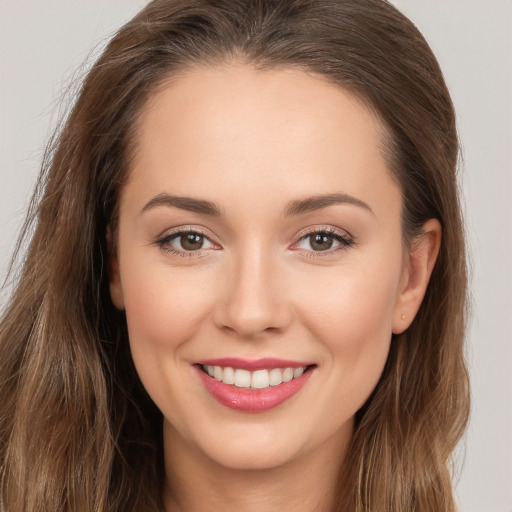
[194,358,315,412]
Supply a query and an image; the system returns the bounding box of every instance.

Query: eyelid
[154,224,355,258]
[155,224,216,241]
[155,225,221,256]
[290,225,355,256]
[293,224,353,241]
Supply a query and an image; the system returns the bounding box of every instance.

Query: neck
[162,420,352,512]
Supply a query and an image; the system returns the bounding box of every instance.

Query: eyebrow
[141,193,222,216]
[284,193,374,216]
[140,192,373,217]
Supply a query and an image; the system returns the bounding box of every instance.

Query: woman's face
[110,64,414,471]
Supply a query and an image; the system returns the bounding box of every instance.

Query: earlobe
[106,226,125,310]
[392,219,441,334]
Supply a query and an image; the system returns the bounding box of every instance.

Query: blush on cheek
[122,263,219,353]
[303,277,396,344]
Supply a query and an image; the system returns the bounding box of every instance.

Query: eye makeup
[155,227,220,258]
[291,225,355,258]
[154,223,356,260]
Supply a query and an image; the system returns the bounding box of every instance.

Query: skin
[109,64,441,512]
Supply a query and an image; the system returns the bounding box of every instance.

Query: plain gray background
[1,1,511,511]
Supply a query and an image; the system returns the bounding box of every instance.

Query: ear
[392,219,441,334]
[106,226,125,310]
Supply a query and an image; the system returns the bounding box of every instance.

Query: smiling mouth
[198,364,316,390]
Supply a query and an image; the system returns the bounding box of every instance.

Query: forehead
[126,63,399,218]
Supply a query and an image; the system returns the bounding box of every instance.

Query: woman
[0,0,469,511]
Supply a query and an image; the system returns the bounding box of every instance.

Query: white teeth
[251,370,269,389]
[282,367,294,383]
[213,366,223,381]
[269,368,283,386]
[203,365,308,389]
[234,369,251,388]
[223,366,235,385]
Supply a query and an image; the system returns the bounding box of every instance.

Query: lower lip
[195,366,314,412]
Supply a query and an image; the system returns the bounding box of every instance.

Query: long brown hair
[0,1,469,510]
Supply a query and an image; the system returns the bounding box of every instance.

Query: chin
[184,420,312,471]
[203,441,301,471]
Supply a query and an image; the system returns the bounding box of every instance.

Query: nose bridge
[214,239,290,338]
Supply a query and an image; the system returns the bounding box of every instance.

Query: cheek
[118,258,218,409]
[293,259,401,403]
[297,262,400,346]
[121,261,213,347]
[118,258,218,430]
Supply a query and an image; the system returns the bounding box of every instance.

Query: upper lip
[195,357,314,371]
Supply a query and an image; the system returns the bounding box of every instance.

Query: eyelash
[155,227,216,258]
[155,225,355,259]
[292,226,355,258]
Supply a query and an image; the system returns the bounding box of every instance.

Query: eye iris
[310,233,333,251]
[180,233,204,250]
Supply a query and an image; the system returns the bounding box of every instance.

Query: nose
[213,247,292,339]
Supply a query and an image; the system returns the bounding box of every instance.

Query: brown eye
[180,232,205,251]
[157,230,216,254]
[308,233,334,251]
[293,228,354,255]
